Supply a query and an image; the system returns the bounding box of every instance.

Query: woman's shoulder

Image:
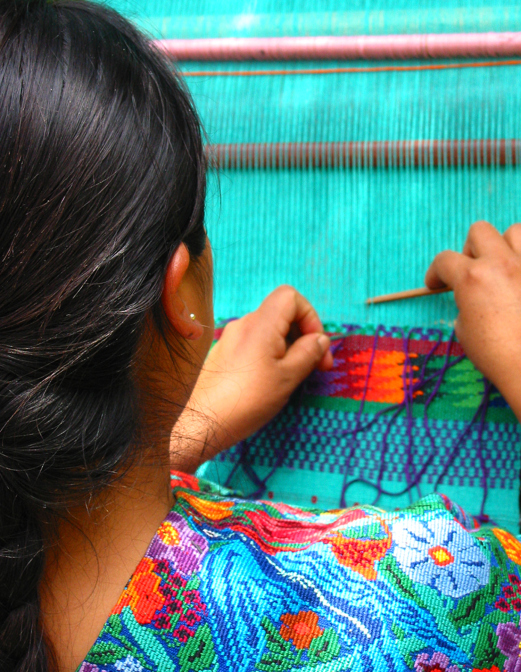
[79,472,521,672]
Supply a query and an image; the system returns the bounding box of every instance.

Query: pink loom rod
[153,33,521,61]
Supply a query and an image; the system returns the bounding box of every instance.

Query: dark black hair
[0,1,207,669]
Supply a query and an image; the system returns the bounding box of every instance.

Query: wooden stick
[366,286,452,305]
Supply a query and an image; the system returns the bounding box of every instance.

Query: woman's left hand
[170,286,333,471]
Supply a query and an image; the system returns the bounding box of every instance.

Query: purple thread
[221,326,495,521]
[339,325,382,507]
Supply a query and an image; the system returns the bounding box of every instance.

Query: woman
[2,2,521,671]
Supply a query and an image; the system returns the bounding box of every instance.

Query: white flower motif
[391,516,489,598]
[114,656,145,671]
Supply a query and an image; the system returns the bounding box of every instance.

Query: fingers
[503,223,521,254]
[424,250,471,290]
[462,220,506,259]
[283,333,333,381]
[260,286,333,370]
[427,221,521,291]
[258,285,324,336]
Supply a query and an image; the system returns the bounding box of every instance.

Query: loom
[103,1,521,532]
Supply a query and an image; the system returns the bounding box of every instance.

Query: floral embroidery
[325,518,391,580]
[279,611,324,649]
[257,612,341,670]
[493,529,521,565]
[414,651,461,672]
[112,557,166,624]
[496,622,521,672]
[79,480,521,672]
[147,511,208,574]
[495,575,521,614]
[392,517,489,597]
[152,570,207,642]
[114,657,145,671]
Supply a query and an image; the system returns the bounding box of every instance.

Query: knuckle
[295,338,320,363]
[463,255,519,286]
[462,262,486,286]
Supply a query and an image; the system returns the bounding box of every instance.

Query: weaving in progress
[104,0,521,527]
[71,2,521,671]
[97,0,521,533]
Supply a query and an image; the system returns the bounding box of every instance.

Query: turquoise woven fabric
[198,325,521,534]
[104,2,521,38]
[98,0,521,325]
[95,2,521,531]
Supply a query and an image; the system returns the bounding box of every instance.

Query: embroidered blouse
[78,471,521,672]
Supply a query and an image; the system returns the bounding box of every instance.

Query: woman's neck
[40,456,174,672]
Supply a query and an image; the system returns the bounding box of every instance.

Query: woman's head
[0,0,209,668]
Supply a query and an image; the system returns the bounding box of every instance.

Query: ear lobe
[161,244,204,341]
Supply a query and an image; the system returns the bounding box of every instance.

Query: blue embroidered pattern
[78,472,521,672]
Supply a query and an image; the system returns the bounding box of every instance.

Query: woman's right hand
[170,286,332,472]
[425,220,521,419]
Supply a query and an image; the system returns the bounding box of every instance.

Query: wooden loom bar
[154,33,521,61]
[205,140,521,169]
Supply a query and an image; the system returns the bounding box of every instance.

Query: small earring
[189,313,196,321]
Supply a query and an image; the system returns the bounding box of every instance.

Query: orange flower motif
[279,611,324,649]
[493,528,521,565]
[326,519,392,580]
[112,557,165,624]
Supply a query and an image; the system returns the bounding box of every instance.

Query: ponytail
[0,1,207,669]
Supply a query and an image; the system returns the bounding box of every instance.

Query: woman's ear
[161,244,204,341]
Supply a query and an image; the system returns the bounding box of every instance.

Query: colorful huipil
[79,472,521,672]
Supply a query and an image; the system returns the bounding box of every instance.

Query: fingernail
[317,335,330,352]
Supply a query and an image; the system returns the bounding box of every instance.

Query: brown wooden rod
[366,286,452,305]
[205,140,521,169]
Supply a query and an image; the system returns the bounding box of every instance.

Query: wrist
[489,370,521,424]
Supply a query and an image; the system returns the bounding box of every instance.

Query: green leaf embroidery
[85,643,130,665]
[472,621,506,671]
[178,624,216,672]
[390,623,406,641]
[450,568,502,628]
[484,608,515,626]
[260,616,294,656]
[185,576,201,591]
[378,554,424,604]
[394,634,427,669]
[307,628,341,664]
[255,616,296,671]
[107,614,123,636]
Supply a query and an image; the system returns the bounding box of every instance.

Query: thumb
[282,333,331,383]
